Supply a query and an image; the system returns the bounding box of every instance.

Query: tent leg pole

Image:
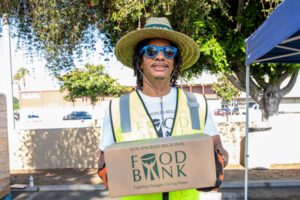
[245,64,250,200]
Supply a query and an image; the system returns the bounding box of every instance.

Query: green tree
[57,64,132,105]
[13,96,19,110]
[13,67,30,91]
[212,74,241,104]
[1,0,298,119]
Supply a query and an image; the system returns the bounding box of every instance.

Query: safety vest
[109,88,207,200]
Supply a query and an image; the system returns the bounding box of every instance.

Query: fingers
[215,145,229,166]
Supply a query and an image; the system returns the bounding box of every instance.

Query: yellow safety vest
[109,88,207,200]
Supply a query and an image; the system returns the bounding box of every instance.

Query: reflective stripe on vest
[109,88,207,200]
[110,88,207,142]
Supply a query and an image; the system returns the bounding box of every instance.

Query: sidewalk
[9,164,300,200]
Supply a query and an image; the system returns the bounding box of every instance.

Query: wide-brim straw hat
[115,17,200,71]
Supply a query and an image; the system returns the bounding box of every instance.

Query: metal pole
[244,64,250,200]
[7,18,16,130]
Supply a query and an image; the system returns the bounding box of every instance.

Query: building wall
[20,90,112,108]
[19,85,217,110]
[19,90,113,123]
[21,86,300,115]
[10,127,100,170]
[181,84,215,95]
[0,94,10,199]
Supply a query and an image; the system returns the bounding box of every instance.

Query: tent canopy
[244,1,300,198]
[246,0,300,65]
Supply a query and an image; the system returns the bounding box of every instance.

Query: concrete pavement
[11,180,300,200]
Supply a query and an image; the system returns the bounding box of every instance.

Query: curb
[222,180,300,188]
[12,184,107,192]
[11,180,300,192]
[39,184,107,191]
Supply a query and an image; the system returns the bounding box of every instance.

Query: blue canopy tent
[245,0,300,199]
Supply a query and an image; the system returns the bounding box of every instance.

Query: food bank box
[104,134,216,197]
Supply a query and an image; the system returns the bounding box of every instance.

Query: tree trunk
[261,70,299,120]
[228,61,299,121]
[261,84,281,120]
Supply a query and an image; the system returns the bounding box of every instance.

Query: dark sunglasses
[139,45,178,59]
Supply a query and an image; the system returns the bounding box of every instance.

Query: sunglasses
[139,45,178,59]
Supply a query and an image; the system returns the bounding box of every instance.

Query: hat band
[144,24,173,30]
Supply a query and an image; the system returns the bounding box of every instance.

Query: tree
[180,0,298,120]
[57,63,132,105]
[13,96,19,110]
[1,0,298,119]
[212,74,241,104]
[13,67,30,91]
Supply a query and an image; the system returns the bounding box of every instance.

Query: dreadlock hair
[132,39,182,89]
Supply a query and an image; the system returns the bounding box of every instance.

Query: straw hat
[115,17,200,70]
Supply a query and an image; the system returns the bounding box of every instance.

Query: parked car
[28,114,39,118]
[63,111,92,120]
[26,113,41,122]
[14,111,20,120]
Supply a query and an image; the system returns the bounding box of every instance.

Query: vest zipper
[162,192,169,200]
[160,96,165,135]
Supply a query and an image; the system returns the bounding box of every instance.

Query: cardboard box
[105,134,216,197]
